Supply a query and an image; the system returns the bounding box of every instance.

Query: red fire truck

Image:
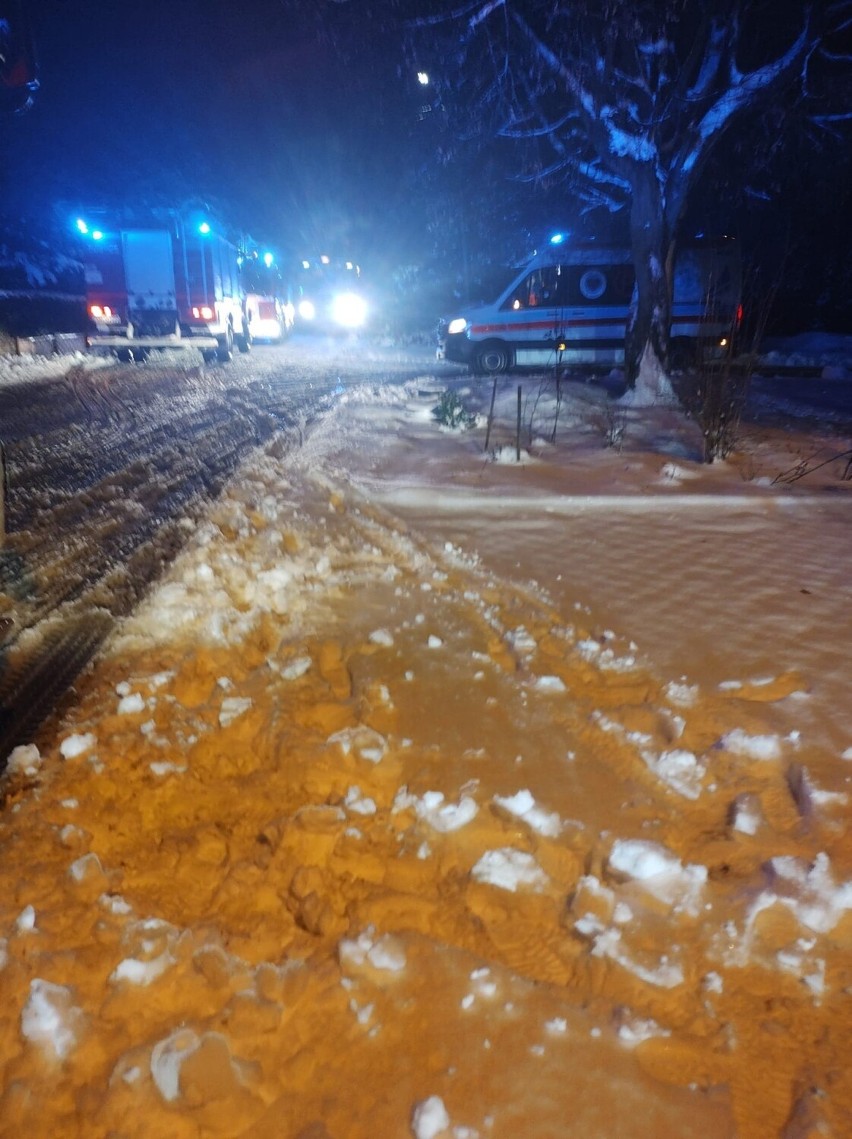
[77,210,251,362]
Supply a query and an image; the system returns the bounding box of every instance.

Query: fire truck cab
[79,211,250,362]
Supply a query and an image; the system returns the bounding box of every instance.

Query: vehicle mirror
[0,1,39,114]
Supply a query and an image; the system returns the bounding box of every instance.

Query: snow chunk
[5,744,42,777]
[16,904,36,932]
[534,675,566,693]
[328,725,388,765]
[150,1029,200,1102]
[665,681,698,707]
[279,655,312,680]
[340,928,407,974]
[21,979,83,1060]
[492,789,562,837]
[411,1095,451,1139]
[369,628,394,647]
[394,787,478,832]
[344,785,378,816]
[471,848,549,893]
[722,729,782,760]
[608,839,707,914]
[117,693,145,715]
[219,696,252,728]
[427,635,443,649]
[730,794,762,835]
[111,952,175,986]
[60,732,96,759]
[641,748,705,800]
[69,853,103,883]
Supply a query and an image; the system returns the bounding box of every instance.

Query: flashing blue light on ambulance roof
[198,221,211,235]
[75,218,89,235]
[92,230,104,241]
[549,232,566,245]
[263,252,274,268]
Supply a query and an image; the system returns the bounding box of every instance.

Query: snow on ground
[1,342,852,1138]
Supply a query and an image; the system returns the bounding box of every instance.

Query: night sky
[2,1,852,331]
[3,1,418,262]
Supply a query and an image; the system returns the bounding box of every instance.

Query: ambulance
[438,236,741,374]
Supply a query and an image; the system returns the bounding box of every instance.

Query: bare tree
[410,0,852,402]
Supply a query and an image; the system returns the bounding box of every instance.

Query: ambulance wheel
[472,340,511,375]
[216,327,234,362]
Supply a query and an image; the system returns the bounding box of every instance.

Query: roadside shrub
[432,390,475,430]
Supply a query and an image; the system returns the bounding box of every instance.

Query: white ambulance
[438,237,741,374]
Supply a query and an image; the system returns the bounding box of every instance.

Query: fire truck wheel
[472,340,511,375]
[216,326,234,362]
[236,325,252,353]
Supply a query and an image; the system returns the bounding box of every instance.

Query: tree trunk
[623,172,677,406]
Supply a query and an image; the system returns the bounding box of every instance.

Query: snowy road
[0,337,456,758]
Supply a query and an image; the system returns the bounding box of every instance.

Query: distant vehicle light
[298,300,316,320]
[198,221,211,235]
[720,337,728,347]
[549,232,566,245]
[92,230,104,241]
[76,218,89,235]
[332,292,367,328]
[192,305,215,320]
[263,252,274,268]
[417,71,429,85]
[447,317,467,335]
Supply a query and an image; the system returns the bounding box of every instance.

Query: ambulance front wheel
[472,341,512,375]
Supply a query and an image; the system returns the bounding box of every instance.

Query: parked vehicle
[438,237,742,374]
[294,256,369,332]
[241,252,294,343]
[78,210,251,362]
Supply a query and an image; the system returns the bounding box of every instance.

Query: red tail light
[736,304,744,326]
[89,304,112,318]
[192,305,215,321]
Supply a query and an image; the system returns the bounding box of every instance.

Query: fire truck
[77,210,251,362]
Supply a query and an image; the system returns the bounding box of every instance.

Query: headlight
[447,317,467,335]
[332,292,367,329]
[298,300,316,320]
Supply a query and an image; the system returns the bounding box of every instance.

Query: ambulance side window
[502,267,562,311]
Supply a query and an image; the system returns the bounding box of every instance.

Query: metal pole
[484,376,498,452]
[516,385,522,462]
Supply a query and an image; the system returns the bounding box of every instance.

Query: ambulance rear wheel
[472,341,511,375]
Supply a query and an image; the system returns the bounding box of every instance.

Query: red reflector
[736,304,744,325]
